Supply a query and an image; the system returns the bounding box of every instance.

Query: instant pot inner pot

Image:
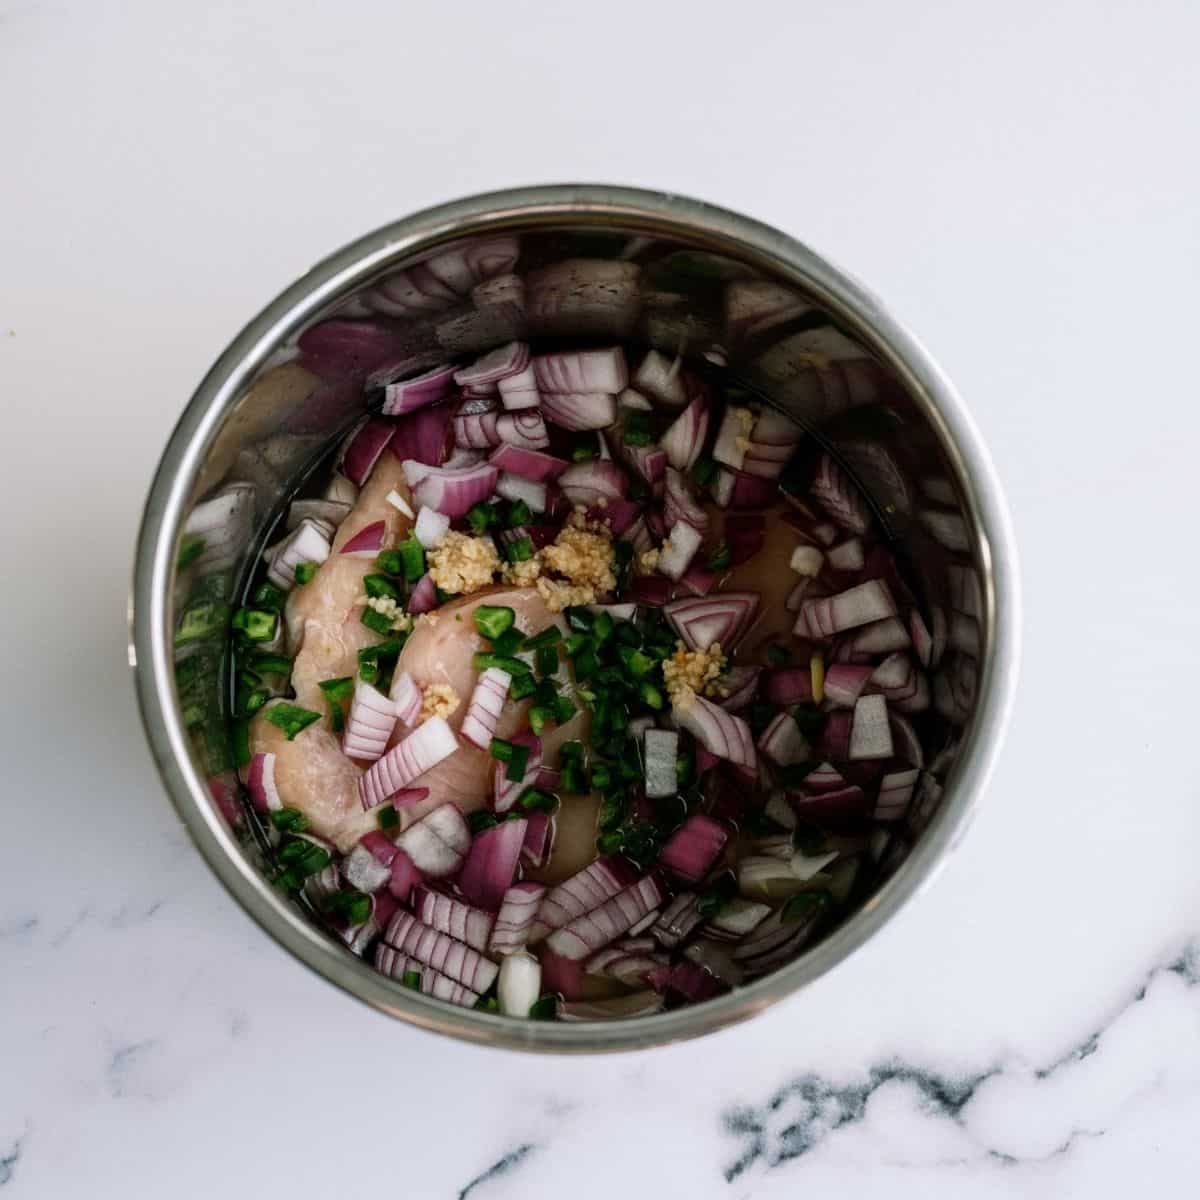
[170,222,986,977]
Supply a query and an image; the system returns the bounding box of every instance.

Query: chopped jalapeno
[232,607,279,643]
[265,703,321,740]
[294,561,319,586]
[473,605,516,640]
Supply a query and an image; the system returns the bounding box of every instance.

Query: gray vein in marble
[722,943,1198,1179]
[0,1130,25,1187]
[457,1143,537,1200]
[107,1038,159,1098]
[0,916,38,942]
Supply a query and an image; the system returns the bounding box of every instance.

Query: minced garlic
[524,507,616,612]
[502,556,542,587]
[360,594,415,633]
[420,683,460,723]
[732,405,756,453]
[662,641,728,704]
[637,547,661,574]
[427,531,500,596]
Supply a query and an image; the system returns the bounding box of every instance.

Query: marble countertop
[4,2,1199,1195]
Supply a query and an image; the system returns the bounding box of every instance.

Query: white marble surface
[3,1,1200,1195]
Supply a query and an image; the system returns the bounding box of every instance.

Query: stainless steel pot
[131,185,1020,1051]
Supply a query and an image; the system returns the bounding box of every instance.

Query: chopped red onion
[875,768,920,820]
[406,573,438,614]
[558,460,629,506]
[851,616,911,654]
[358,717,459,811]
[707,897,772,940]
[849,694,893,760]
[659,814,728,883]
[381,364,457,415]
[673,691,756,769]
[459,818,526,912]
[539,949,586,1000]
[823,663,874,707]
[541,392,618,431]
[763,667,814,706]
[520,810,555,870]
[268,517,332,588]
[617,387,653,412]
[389,402,453,467]
[374,945,480,1008]
[657,520,704,581]
[341,841,392,894]
[712,467,776,509]
[496,363,540,410]
[495,472,547,512]
[910,609,934,666]
[339,520,387,558]
[387,848,422,902]
[919,507,970,551]
[413,886,495,952]
[827,538,865,571]
[493,409,548,451]
[533,346,628,395]
[498,951,543,1017]
[245,752,280,813]
[488,443,569,482]
[660,393,710,471]
[545,875,664,961]
[494,732,541,813]
[793,579,897,638]
[453,341,530,387]
[805,762,846,792]
[343,679,398,762]
[642,729,679,799]
[459,668,512,750]
[383,911,499,994]
[757,711,811,767]
[489,882,547,956]
[529,856,636,942]
[401,460,498,518]
[718,665,760,711]
[393,801,470,878]
[339,417,397,487]
[789,545,824,578]
[664,592,760,651]
[652,892,704,949]
[663,468,709,532]
[817,711,852,760]
[632,349,686,407]
[413,506,450,549]
[679,564,718,596]
[452,402,500,450]
[297,318,408,382]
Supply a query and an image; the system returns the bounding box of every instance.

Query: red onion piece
[849,694,893,760]
[413,507,450,550]
[402,460,498,518]
[361,830,399,867]
[757,711,811,767]
[541,392,618,431]
[343,679,398,762]
[823,663,874,707]
[406,573,438,614]
[393,801,470,878]
[268,518,332,589]
[496,363,540,411]
[459,668,511,750]
[453,403,500,449]
[791,784,869,829]
[679,564,717,596]
[453,341,530,387]
[660,393,710,471]
[381,364,457,415]
[529,856,637,942]
[828,538,866,571]
[340,417,396,487]
[389,402,453,467]
[520,810,555,870]
[663,469,709,532]
[382,911,499,994]
[374,944,480,1008]
[643,729,679,799]
[674,692,756,769]
[876,768,920,820]
[630,575,671,606]
[817,712,852,760]
[805,761,846,791]
[497,950,543,1017]
[665,959,729,1003]
[851,617,911,654]
[659,815,728,883]
[539,948,586,1000]
[458,818,526,912]
[245,753,280,813]
[488,443,569,481]
[494,732,542,813]
[489,882,547,956]
[558,460,629,506]
[545,875,664,961]
[341,841,392,894]
[414,886,495,952]
[358,717,460,811]
[495,472,547,512]
[387,848,422,902]
[652,891,704,949]
[762,667,814,706]
[793,579,897,638]
[496,409,550,450]
[712,467,776,509]
[718,666,760,711]
[632,349,686,407]
[533,346,628,394]
[895,673,932,713]
[664,592,760,651]
[589,497,641,536]
[811,453,871,534]
[340,520,387,558]
[658,520,704,581]
[910,609,934,667]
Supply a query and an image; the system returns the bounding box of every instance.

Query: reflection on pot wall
[168,225,982,966]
